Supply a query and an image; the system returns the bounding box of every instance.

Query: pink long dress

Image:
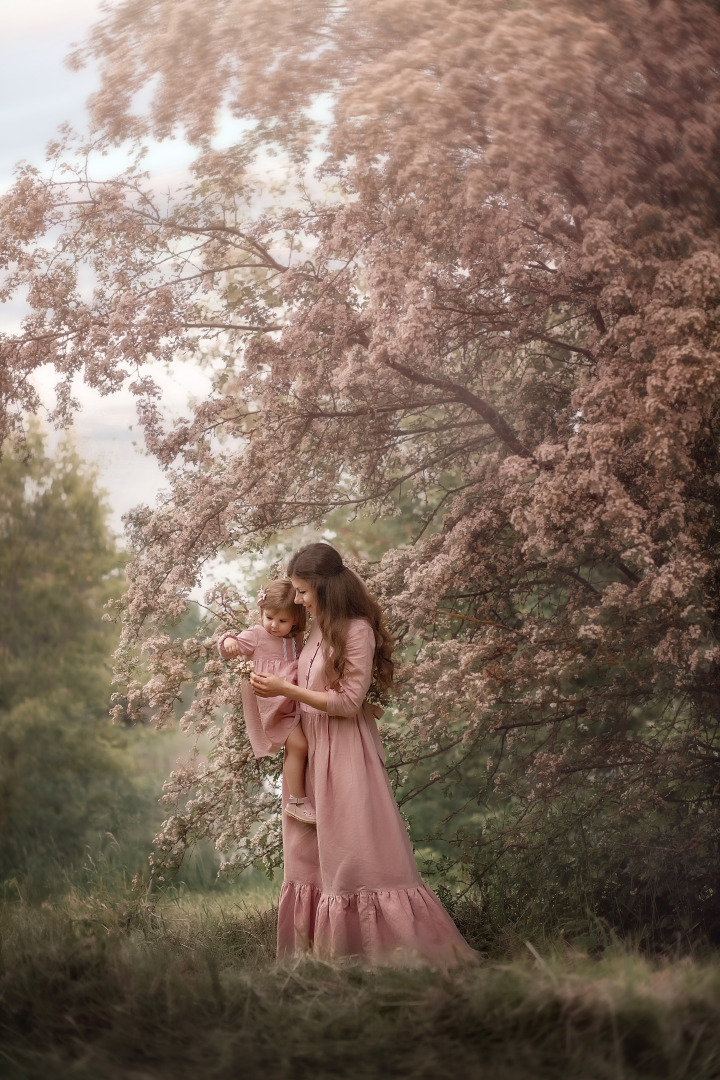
[276,617,477,967]
[218,626,302,757]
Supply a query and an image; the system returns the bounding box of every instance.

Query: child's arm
[218,628,258,660]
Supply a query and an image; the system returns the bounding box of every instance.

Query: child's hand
[220,635,242,659]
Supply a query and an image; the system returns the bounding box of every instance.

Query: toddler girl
[218,580,316,825]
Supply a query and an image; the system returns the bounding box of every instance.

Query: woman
[250,542,476,966]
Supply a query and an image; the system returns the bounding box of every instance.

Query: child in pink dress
[218,579,316,825]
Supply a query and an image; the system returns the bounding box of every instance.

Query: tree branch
[383,356,533,458]
[534,334,595,361]
[184,321,282,333]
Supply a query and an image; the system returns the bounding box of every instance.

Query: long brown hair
[287,543,394,691]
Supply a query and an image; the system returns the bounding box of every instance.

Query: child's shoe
[284,796,317,826]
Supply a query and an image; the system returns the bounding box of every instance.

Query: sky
[0,0,211,537]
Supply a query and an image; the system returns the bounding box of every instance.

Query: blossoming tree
[2,0,720,929]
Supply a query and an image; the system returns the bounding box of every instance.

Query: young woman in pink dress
[250,543,477,967]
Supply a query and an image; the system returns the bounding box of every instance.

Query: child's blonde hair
[258,579,307,633]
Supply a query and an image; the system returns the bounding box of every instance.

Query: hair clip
[257,586,267,604]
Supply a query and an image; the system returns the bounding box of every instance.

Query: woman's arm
[251,620,374,716]
[250,672,328,712]
[324,620,374,717]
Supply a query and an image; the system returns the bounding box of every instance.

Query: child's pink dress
[218,627,302,758]
[276,617,477,967]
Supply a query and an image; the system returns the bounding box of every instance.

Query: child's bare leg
[283,725,315,825]
[284,724,308,798]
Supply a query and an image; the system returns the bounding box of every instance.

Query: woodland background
[2,0,720,1077]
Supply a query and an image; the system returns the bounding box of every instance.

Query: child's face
[262,608,296,638]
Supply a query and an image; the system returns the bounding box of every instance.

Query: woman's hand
[250,671,290,698]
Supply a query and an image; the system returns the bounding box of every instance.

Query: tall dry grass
[1,888,719,1080]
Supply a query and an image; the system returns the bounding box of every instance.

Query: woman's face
[290,575,318,617]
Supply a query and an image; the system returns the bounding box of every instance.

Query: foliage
[2,892,720,1080]
[1,0,720,933]
[0,426,130,886]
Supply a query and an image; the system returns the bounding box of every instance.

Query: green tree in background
[0,426,129,887]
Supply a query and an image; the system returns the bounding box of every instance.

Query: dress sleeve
[218,628,258,659]
[325,620,375,718]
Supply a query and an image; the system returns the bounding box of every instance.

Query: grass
[1,888,719,1080]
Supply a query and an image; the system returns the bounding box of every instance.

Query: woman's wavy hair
[287,543,394,691]
[258,579,307,634]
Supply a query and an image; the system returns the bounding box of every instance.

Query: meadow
[2,882,720,1080]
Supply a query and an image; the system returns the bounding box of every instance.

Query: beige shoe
[284,797,317,825]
